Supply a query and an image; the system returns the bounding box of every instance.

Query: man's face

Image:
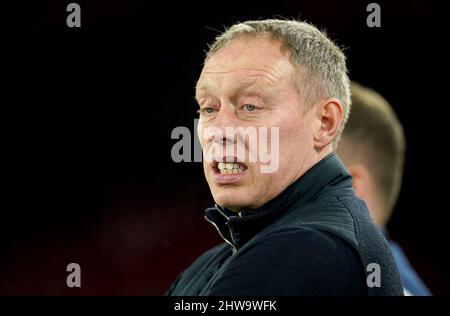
[196,36,317,210]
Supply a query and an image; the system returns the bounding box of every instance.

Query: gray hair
[205,19,351,145]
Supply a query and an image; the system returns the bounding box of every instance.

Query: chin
[212,190,253,210]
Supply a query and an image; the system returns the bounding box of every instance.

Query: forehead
[196,37,295,94]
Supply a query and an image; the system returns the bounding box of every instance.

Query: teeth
[217,161,246,174]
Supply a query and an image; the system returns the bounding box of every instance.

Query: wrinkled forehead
[197,37,295,94]
[204,37,293,72]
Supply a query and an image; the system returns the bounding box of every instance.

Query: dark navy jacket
[167,154,403,296]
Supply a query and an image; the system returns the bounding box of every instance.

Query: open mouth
[217,162,246,174]
[211,157,248,175]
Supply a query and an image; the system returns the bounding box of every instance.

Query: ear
[346,165,369,199]
[346,164,382,226]
[313,98,344,150]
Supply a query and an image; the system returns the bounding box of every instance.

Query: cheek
[198,123,214,159]
[197,123,204,147]
[279,119,311,162]
[279,119,300,145]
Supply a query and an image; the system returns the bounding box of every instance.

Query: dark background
[4,0,449,295]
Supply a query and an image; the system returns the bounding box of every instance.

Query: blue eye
[244,104,256,112]
[198,107,214,114]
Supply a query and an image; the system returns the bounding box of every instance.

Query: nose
[205,105,238,146]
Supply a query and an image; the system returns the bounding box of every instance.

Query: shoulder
[243,226,363,272]
[166,242,229,295]
[179,242,231,280]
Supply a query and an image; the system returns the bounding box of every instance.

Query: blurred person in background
[337,82,432,296]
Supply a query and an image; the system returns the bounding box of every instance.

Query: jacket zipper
[204,207,238,254]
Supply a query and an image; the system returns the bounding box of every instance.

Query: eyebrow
[195,75,275,101]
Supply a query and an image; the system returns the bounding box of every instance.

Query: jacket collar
[204,153,353,253]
